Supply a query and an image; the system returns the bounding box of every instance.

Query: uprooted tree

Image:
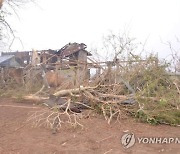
[0,1,178,134]
[0,28,179,132]
[23,32,180,133]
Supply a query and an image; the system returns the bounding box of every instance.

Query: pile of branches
[26,55,180,132]
[27,82,137,133]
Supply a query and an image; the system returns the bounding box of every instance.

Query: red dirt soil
[0,98,179,154]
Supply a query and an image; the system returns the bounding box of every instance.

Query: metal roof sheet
[0,55,14,64]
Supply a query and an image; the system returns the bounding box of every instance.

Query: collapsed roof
[58,43,92,57]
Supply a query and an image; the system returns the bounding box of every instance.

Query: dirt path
[0,98,179,154]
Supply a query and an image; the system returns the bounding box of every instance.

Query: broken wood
[23,95,48,101]
[96,92,127,100]
[53,85,98,97]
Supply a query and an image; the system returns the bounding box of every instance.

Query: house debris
[0,42,93,87]
[58,43,92,58]
[2,42,179,132]
[1,42,92,67]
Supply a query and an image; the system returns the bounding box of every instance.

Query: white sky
[4,0,180,59]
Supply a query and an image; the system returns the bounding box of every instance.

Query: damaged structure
[0,43,93,87]
[0,55,22,68]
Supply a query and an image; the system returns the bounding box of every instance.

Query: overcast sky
[4,0,180,59]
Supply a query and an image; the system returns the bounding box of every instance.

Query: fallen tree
[1,32,179,132]
[24,53,180,132]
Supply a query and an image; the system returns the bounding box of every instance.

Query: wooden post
[107,61,112,84]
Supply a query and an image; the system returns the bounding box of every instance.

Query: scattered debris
[0,42,179,132]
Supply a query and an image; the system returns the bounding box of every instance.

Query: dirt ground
[0,98,179,154]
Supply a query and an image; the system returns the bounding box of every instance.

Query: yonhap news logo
[121,133,136,148]
[121,132,180,149]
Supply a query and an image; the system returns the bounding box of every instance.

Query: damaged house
[0,43,92,87]
[0,55,24,84]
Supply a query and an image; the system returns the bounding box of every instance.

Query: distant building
[1,51,30,66]
[1,42,92,67]
[0,55,22,68]
[1,43,92,87]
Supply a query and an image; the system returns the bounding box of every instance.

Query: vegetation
[0,27,179,129]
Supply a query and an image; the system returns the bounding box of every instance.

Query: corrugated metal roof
[0,55,14,64]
